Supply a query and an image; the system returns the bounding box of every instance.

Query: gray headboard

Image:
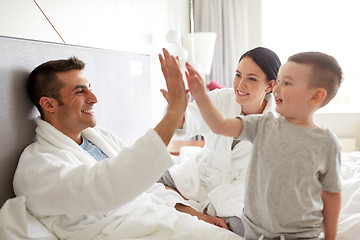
[0,35,152,207]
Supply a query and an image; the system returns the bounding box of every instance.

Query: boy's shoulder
[254,111,279,121]
[239,112,279,130]
[317,125,342,147]
[242,111,278,119]
[239,111,278,126]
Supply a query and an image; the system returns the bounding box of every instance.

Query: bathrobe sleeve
[13,124,174,216]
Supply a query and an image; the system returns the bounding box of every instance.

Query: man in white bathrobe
[13,49,241,239]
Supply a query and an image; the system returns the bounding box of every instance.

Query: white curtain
[193,0,261,87]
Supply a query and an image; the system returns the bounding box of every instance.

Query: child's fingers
[185,62,201,77]
[185,62,194,72]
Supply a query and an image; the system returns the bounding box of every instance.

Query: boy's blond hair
[288,52,342,107]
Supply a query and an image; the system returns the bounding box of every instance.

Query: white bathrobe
[13,118,243,240]
[170,88,275,217]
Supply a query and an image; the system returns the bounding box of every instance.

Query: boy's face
[273,61,316,120]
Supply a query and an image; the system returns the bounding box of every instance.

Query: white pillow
[0,196,58,240]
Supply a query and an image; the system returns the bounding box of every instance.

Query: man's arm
[185,63,242,138]
[159,88,188,129]
[155,49,188,146]
[322,190,341,240]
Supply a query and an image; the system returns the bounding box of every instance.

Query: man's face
[53,69,97,136]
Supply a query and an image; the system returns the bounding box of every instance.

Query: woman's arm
[185,63,242,138]
[322,190,341,240]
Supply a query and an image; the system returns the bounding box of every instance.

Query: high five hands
[159,48,207,107]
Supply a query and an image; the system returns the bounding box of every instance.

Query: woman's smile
[236,90,249,96]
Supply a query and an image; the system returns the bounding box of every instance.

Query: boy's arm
[321,190,341,240]
[185,63,243,138]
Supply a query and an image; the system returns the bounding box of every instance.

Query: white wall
[314,113,360,151]
[1,0,358,150]
[0,0,190,127]
[261,1,360,150]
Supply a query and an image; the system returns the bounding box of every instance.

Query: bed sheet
[0,196,57,240]
[337,151,360,240]
[174,149,360,239]
[0,185,243,240]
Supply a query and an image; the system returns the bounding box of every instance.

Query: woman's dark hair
[239,47,281,81]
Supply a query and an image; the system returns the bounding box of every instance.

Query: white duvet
[0,184,242,240]
[1,152,360,239]
[174,149,360,239]
[337,151,360,239]
[170,146,248,218]
[170,89,276,217]
[59,183,242,240]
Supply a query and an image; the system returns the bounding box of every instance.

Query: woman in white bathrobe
[159,47,281,235]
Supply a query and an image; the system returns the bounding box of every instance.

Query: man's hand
[159,48,188,115]
[154,49,188,146]
[160,88,190,106]
[159,88,189,129]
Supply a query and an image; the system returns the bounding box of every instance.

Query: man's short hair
[288,52,342,107]
[27,57,85,117]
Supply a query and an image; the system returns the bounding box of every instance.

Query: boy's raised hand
[185,62,207,100]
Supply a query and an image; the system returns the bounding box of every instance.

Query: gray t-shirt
[236,112,342,239]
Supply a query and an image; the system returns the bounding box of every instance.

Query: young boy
[185,52,342,240]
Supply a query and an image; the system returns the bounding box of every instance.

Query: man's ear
[310,88,327,106]
[266,79,277,93]
[39,97,57,114]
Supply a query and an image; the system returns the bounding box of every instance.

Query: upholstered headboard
[0,35,152,206]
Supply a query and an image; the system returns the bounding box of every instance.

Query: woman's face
[233,56,274,114]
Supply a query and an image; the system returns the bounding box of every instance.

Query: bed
[337,151,360,238]
[0,35,242,240]
[0,35,359,239]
